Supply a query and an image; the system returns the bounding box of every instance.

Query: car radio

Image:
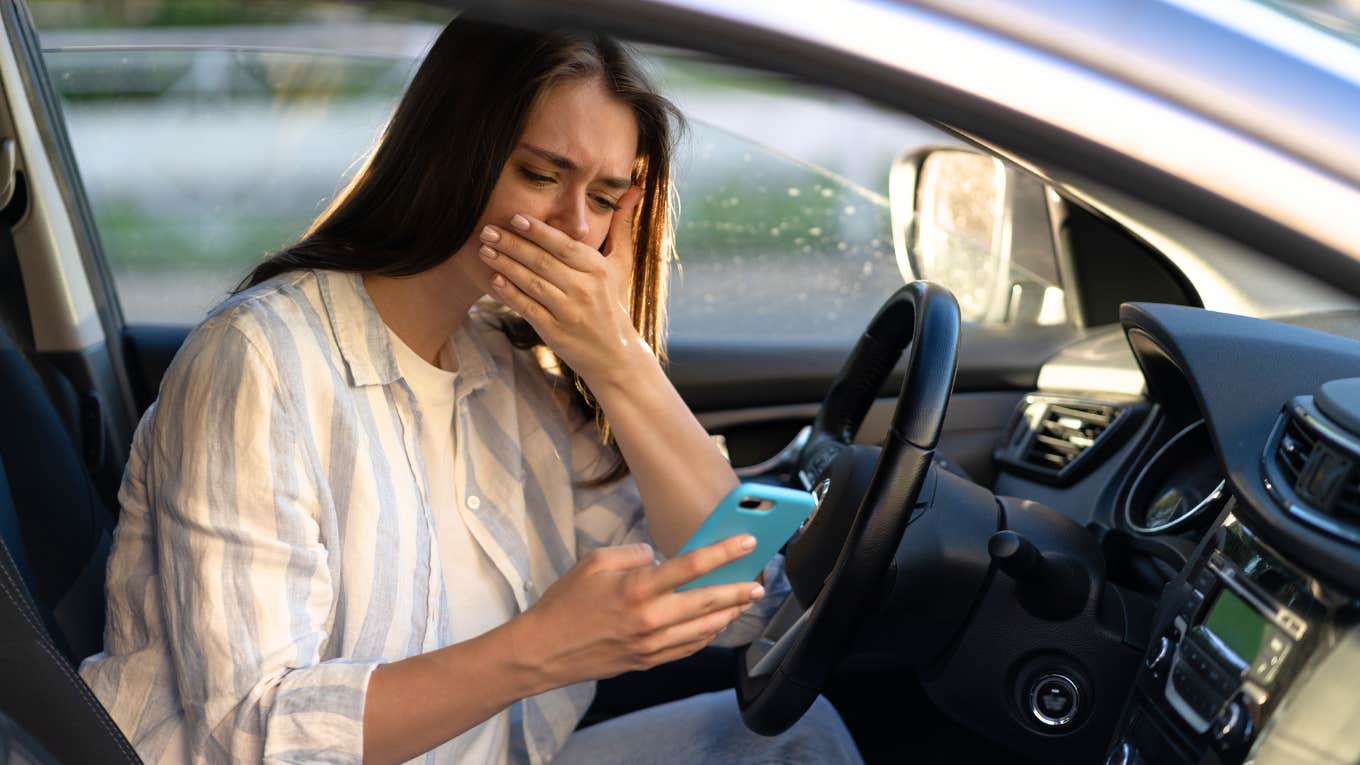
[1108,514,1325,765]
[1162,552,1305,739]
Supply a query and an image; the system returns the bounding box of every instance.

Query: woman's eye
[593,195,621,211]
[517,167,554,185]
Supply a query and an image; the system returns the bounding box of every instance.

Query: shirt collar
[449,305,496,395]
[316,269,496,392]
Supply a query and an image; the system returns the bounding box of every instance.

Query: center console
[1106,503,1335,764]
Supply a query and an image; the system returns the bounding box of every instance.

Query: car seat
[0,325,141,762]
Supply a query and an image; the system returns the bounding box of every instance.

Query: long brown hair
[239,16,682,484]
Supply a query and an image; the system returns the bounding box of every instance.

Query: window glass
[666,126,900,340]
[45,46,414,322]
[656,56,942,339]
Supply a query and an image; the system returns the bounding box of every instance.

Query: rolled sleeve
[149,319,377,763]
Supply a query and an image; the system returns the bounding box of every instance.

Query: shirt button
[524,579,534,593]
[466,495,481,510]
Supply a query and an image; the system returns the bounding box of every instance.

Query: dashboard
[986,302,1360,764]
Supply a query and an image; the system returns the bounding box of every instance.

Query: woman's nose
[545,192,590,242]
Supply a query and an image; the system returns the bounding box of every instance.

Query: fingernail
[510,214,530,231]
[479,244,498,260]
[740,535,756,551]
[750,585,766,600]
[480,225,500,243]
[492,274,506,288]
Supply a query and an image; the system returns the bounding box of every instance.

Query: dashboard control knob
[1029,673,1081,728]
[1146,634,1174,676]
[1210,698,1254,754]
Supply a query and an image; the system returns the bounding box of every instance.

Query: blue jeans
[549,691,864,765]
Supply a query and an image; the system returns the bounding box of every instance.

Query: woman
[80,15,863,765]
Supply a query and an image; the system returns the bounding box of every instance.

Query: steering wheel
[735,280,961,735]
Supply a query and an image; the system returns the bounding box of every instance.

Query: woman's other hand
[477,188,647,384]
[509,534,766,690]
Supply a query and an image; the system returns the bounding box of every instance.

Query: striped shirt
[79,269,787,764]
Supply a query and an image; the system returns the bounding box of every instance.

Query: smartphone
[673,483,817,592]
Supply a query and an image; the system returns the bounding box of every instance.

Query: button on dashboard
[1249,632,1292,685]
[1030,674,1080,728]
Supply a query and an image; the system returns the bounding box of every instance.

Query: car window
[664,124,902,341]
[41,28,1071,341]
[43,46,415,323]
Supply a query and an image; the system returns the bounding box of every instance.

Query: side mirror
[889,147,1067,325]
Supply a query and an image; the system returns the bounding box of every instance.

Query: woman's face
[462,76,640,294]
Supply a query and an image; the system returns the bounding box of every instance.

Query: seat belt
[0,513,141,763]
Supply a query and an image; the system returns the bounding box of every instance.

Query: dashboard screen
[1204,588,1269,663]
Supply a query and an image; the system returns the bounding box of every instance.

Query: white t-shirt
[389,326,519,765]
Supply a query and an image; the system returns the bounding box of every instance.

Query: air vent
[996,396,1141,485]
[1274,417,1317,486]
[1022,402,1123,470]
[1266,401,1360,545]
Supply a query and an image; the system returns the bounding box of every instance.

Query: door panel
[679,323,1080,483]
[698,391,1022,487]
[670,323,1077,412]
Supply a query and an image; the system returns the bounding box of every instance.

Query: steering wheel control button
[796,443,842,490]
[802,478,831,531]
[1029,673,1080,728]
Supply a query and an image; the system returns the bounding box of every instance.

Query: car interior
[2,1,1360,764]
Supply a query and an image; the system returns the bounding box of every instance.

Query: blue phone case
[673,483,817,591]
